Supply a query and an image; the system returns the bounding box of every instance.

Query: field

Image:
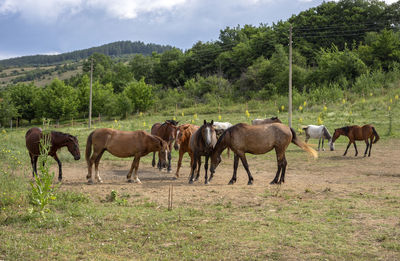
[0,97,400,260]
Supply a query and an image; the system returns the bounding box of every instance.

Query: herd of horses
[25,117,380,185]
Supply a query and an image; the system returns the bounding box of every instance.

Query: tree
[9,83,37,123]
[36,79,78,123]
[123,78,154,112]
[0,92,19,127]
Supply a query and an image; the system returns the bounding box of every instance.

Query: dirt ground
[56,139,400,209]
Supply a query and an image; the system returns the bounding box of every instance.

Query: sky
[0,0,397,60]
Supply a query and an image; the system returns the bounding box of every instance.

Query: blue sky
[0,0,397,60]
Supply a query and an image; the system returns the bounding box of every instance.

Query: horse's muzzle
[74,156,81,160]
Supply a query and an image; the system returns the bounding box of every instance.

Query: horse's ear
[211,120,214,125]
[203,120,206,125]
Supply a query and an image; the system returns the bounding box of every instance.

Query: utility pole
[89,59,93,128]
[288,24,293,128]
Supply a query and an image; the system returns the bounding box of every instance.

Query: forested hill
[0,41,173,67]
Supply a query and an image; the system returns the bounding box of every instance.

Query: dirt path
[57,139,400,208]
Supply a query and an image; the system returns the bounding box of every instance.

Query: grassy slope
[0,89,399,260]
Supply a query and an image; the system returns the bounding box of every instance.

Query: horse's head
[173,125,189,151]
[331,128,341,144]
[201,120,216,149]
[328,139,335,151]
[158,139,170,169]
[210,148,221,175]
[66,135,81,160]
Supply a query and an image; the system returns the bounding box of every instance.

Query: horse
[173,123,200,178]
[151,120,178,172]
[85,128,169,184]
[251,116,282,125]
[331,125,379,157]
[302,125,334,151]
[25,127,80,182]
[210,123,318,185]
[213,121,233,158]
[188,120,217,184]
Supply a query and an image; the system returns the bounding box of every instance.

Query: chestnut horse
[173,124,200,178]
[210,123,318,185]
[189,120,217,184]
[151,120,178,172]
[85,128,169,184]
[252,116,282,125]
[25,127,80,181]
[332,124,379,157]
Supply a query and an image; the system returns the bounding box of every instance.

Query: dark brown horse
[25,127,80,181]
[173,123,200,178]
[332,124,379,157]
[252,116,282,125]
[210,123,317,185]
[85,128,169,184]
[151,120,178,172]
[189,120,217,184]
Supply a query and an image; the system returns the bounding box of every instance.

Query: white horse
[251,117,281,125]
[302,125,334,151]
[213,121,233,158]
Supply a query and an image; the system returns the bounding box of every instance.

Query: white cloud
[0,0,187,21]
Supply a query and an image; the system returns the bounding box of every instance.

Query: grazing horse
[25,127,80,181]
[251,116,282,125]
[151,120,178,172]
[210,123,318,185]
[85,128,169,184]
[188,120,217,184]
[332,125,379,157]
[173,124,200,178]
[302,125,334,151]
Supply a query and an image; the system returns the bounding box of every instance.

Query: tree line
[1,0,400,126]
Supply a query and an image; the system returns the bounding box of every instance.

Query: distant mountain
[0,41,174,67]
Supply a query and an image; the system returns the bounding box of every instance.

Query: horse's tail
[290,127,318,159]
[372,127,380,144]
[85,131,94,164]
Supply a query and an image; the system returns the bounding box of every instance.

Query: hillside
[0,41,173,68]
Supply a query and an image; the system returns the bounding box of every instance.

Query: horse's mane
[340,126,350,135]
[323,126,332,140]
[165,120,179,126]
[271,116,278,120]
[196,124,206,147]
[51,131,75,139]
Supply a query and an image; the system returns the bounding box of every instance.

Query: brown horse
[210,123,318,185]
[332,124,379,157]
[252,116,282,125]
[173,123,200,178]
[189,120,217,184]
[151,120,178,172]
[25,127,80,181]
[85,128,169,184]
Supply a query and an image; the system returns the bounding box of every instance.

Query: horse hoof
[127,179,133,183]
[205,181,209,185]
[247,181,253,185]
[188,180,193,184]
[228,180,234,185]
[87,179,94,185]
[270,180,277,185]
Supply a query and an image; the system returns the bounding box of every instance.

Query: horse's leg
[238,153,253,185]
[94,150,105,183]
[321,137,325,151]
[127,156,142,184]
[204,155,209,185]
[278,155,287,184]
[229,154,239,185]
[175,150,184,178]
[353,142,358,156]
[271,149,282,184]
[87,149,101,184]
[227,147,230,158]
[305,134,310,143]
[33,155,38,177]
[368,137,373,157]
[318,137,321,151]
[195,157,202,181]
[188,153,198,184]
[167,150,172,173]
[343,142,351,156]
[53,154,63,182]
[152,152,156,167]
[29,153,35,177]
[363,139,369,157]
